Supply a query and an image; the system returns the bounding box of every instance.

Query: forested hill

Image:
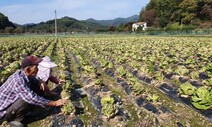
[85,15,139,26]
[0,13,16,30]
[0,14,108,33]
[24,17,108,33]
[139,0,212,29]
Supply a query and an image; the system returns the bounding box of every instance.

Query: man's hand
[59,79,65,85]
[47,99,67,107]
[40,83,50,92]
[55,99,67,106]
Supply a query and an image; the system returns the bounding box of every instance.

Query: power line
[58,0,65,11]
[55,0,64,37]
[55,10,57,37]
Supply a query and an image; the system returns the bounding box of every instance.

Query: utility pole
[25,25,27,34]
[55,10,57,37]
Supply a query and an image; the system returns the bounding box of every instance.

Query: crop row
[0,36,211,127]
[59,36,212,127]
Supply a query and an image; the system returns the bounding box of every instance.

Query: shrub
[165,22,196,31]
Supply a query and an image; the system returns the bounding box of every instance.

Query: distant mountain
[22,23,36,26]
[0,13,16,29]
[0,13,138,33]
[85,15,139,26]
[26,16,108,32]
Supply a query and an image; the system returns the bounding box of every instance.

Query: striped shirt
[0,69,50,119]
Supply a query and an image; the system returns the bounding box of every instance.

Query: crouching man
[0,56,67,124]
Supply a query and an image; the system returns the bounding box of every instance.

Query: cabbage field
[0,35,212,127]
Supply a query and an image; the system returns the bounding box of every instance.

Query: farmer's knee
[4,98,32,122]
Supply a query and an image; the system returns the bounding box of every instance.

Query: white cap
[39,56,57,68]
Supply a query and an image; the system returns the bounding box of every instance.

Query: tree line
[138,0,212,30]
[0,0,211,34]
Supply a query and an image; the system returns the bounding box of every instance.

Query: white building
[132,22,147,31]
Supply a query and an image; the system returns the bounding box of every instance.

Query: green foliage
[129,61,139,70]
[132,82,145,96]
[116,57,126,64]
[181,24,196,30]
[165,23,196,31]
[107,62,113,69]
[127,72,145,95]
[63,81,71,90]
[4,27,14,33]
[145,0,159,10]
[165,23,181,31]
[175,65,189,76]
[179,0,197,24]
[185,57,195,65]
[117,66,126,77]
[8,61,20,70]
[178,82,196,96]
[140,0,211,28]
[1,61,20,77]
[60,72,67,80]
[191,87,212,110]
[202,63,212,77]
[1,69,10,77]
[154,71,165,81]
[148,65,156,74]
[190,71,199,80]
[0,13,15,30]
[83,65,95,73]
[116,23,125,32]
[158,0,177,19]
[61,101,75,115]
[37,17,107,33]
[140,65,149,74]
[95,78,103,85]
[101,96,118,118]
[199,3,212,20]
[146,94,159,102]
[100,58,108,67]
[202,78,212,86]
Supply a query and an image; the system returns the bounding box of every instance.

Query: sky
[0,0,149,25]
